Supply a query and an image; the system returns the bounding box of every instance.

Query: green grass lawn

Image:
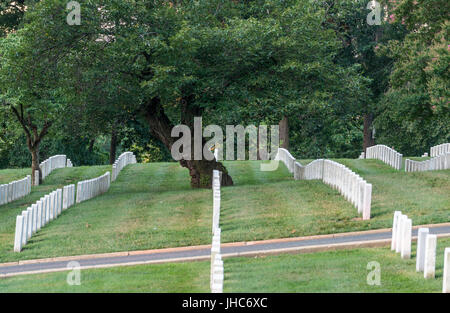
[224,237,449,293]
[0,168,32,184]
[2,237,449,292]
[0,165,112,261]
[0,160,448,262]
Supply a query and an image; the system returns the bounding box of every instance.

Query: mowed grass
[0,168,32,184]
[0,261,210,293]
[0,160,448,262]
[334,159,450,228]
[225,237,450,293]
[0,165,112,261]
[2,237,449,293]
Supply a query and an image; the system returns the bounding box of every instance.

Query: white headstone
[416,228,429,272]
[391,211,401,251]
[401,218,412,259]
[14,215,24,252]
[443,248,450,293]
[423,234,437,279]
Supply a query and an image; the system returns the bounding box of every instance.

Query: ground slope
[0,160,448,262]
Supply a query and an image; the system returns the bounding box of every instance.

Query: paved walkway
[2,223,450,277]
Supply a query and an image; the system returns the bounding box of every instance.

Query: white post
[34,170,40,186]
[423,234,437,279]
[49,192,55,221]
[31,204,37,234]
[401,218,412,259]
[57,188,62,215]
[443,248,450,293]
[358,180,365,214]
[416,228,429,272]
[26,207,33,239]
[362,183,372,220]
[63,186,68,210]
[21,211,28,246]
[391,211,401,251]
[210,241,220,290]
[45,195,50,224]
[396,215,406,253]
[14,215,24,252]
[37,200,43,231]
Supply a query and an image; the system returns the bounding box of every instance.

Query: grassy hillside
[2,237,449,293]
[0,168,32,184]
[0,160,448,262]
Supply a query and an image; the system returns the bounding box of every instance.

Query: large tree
[3,0,369,187]
[320,0,408,153]
[373,0,449,154]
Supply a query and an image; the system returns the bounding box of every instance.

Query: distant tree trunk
[361,29,382,154]
[363,113,375,153]
[30,145,40,184]
[11,104,51,185]
[257,126,261,160]
[142,97,233,188]
[88,138,95,154]
[109,127,117,165]
[279,116,289,149]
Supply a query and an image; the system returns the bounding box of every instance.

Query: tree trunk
[179,159,233,188]
[30,144,41,185]
[279,116,289,149]
[88,138,95,154]
[10,105,51,186]
[142,97,233,188]
[363,113,375,153]
[109,127,117,165]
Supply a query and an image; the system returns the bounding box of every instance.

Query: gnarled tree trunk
[142,97,233,188]
[30,144,40,185]
[11,105,52,185]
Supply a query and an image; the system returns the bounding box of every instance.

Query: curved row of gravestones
[365,145,403,170]
[13,152,137,253]
[363,143,450,172]
[39,155,73,183]
[391,211,450,293]
[0,176,32,206]
[275,148,373,220]
[0,155,73,207]
[278,146,449,292]
[111,152,137,182]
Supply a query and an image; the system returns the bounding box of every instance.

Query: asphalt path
[2,224,450,277]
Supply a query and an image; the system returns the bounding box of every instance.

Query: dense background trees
[374,0,449,155]
[0,0,448,187]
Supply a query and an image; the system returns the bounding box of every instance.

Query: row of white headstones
[0,175,32,206]
[111,152,137,182]
[405,153,450,172]
[76,172,111,204]
[210,170,224,293]
[39,155,73,182]
[362,142,450,171]
[14,184,75,252]
[276,148,373,220]
[13,152,137,253]
[430,143,450,157]
[365,144,403,170]
[391,211,450,293]
[0,155,73,207]
[14,172,111,253]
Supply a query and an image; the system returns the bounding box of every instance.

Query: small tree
[0,32,60,183]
